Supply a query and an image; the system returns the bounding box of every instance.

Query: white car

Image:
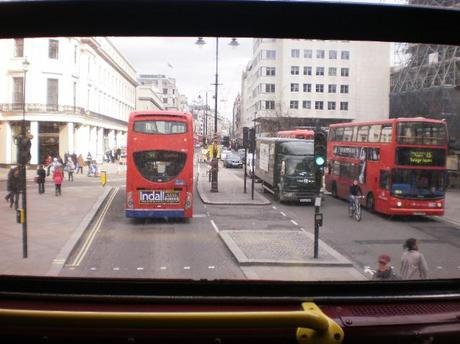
[220,149,232,161]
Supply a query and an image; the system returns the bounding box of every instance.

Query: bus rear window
[133,120,187,134]
[133,150,186,183]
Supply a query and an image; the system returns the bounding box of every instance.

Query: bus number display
[396,148,445,166]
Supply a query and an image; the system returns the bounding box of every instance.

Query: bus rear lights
[396,201,402,207]
[186,192,192,209]
[437,202,443,208]
[127,192,134,209]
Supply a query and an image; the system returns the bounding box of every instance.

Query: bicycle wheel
[348,203,353,217]
[355,203,362,222]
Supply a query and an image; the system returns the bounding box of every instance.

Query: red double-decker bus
[276,129,315,140]
[125,111,194,218]
[325,118,448,216]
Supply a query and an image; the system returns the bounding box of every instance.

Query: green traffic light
[315,156,325,166]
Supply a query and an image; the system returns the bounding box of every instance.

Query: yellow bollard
[101,171,107,186]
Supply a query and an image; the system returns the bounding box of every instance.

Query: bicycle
[348,195,365,221]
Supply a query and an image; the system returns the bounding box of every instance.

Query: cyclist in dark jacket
[349,179,362,208]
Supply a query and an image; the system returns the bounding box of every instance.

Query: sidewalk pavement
[0,163,121,276]
[196,161,271,206]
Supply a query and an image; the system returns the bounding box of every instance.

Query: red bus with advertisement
[276,129,315,140]
[125,111,194,218]
[325,118,448,216]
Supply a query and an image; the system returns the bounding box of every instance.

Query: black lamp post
[195,37,239,192]
[21,57,30,259]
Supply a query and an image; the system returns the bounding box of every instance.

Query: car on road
[223,153,243,168]
[237,149,246,163]
[220,149,232,161]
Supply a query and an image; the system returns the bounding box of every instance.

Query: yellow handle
[0,302,343,344]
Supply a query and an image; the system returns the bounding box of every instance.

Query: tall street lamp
[195,37,239,192]
[21,57,30,258]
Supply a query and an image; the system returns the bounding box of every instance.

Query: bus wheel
[331,183,338,198]
[367,193,375,212]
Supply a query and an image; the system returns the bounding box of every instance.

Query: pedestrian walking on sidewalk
[36,164,46,194]
[77,154,84,174]
[86,152,92,169]
[45,153,53,176]
[372,254,399,280]
[53,165,64,196]
[400,238,428,280]
[66,157,75,181]
[6,167,20,209]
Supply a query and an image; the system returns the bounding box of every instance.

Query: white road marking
[300,228,306,232]
[210,220,219,233]
[137,267,144,271]
[436,266,443,269]
[272,206,277,210]
[90,267,97,271]
[208,266,215,269]
[193,214,207,218]
[68,267,75,270]
[183,266,191,270]
[160,266,167,270]
[290,220,299,226]
[113,267,120,271]
[52,259,65,265]
[71,187,119,266]
[280,211,287,217]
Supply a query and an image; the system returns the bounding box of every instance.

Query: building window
[48,39,59,59]
[265,100,275,109]
[341,68,349,77]
[291,49,300,58]
[315,101,323,110]
[291,66,299,75]
[303,66,312,75]
[315,84,324,93]
[316,50,325,59]
[13,77,24,106]
[47,78,59,110]
[163,88,168,95]
[266,50,276,59]
[316,67,324,76]
[14,39,24,57]
[341,50,350,60]
[329,50,337,59]
[265,84,275,93]
[163,98,168,103]
[340,85,349,94]
[302,100,311,109]
[304,49,312,58]
[328,84,337,93]
[266,67,276,76]
[327,101,336,110]
[290,83,299,92]
[340,101,349,110]
[290,100,299,109]
[328,67,337,76]
[303,83,312,92]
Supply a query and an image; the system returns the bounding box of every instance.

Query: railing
[0,103,87,115]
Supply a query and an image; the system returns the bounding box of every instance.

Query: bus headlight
[127,192,134,209]
[437,202,442,208]
[186,192,192,209]
[396,201,402,207]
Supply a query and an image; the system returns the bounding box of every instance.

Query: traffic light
[243,127,249,148]
[249,128,256,153]
[17,135,32,165]
[314,130,327,168]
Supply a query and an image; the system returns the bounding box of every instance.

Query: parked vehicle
[237,149,246,163]
[220,149,231,161]
[255,138,316,203]
[223,153,243,168]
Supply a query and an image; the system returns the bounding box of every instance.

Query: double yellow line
[70,187,119,267]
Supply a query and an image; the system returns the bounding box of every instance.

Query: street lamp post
[21,57,30,259]
[195,37,239,193]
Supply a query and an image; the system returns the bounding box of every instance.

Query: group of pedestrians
[372,238,429,280]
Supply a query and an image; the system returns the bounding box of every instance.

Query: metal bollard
[101,171,107,186]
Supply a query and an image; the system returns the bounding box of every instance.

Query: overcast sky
[111,37,253,120]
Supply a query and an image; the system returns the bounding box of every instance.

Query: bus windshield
[133,150,187,182]
[396,122,447,145]
[134,120,187,134]
[391,169,447,199]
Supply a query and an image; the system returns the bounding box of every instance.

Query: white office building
[137,74,181,110]
[0,37,137,165]
[237,39,390,136]
[136,85,165,111]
